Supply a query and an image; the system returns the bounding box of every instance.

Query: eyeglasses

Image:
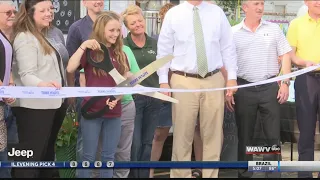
[0,10,18,17]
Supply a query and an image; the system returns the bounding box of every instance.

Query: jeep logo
[8,148,33,159]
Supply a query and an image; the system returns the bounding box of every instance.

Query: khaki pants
[170,72,225,178]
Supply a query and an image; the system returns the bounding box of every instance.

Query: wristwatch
[281,80,290,86]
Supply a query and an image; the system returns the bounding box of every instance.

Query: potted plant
[55,107,78,178]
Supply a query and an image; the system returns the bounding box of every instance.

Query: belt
[172,69,220,79]
[237,76,277,87]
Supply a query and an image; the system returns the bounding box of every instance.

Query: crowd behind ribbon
[0,0,319,178]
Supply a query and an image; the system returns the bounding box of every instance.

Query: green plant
[228,18,242,26]
[56,108,78,149]
[216,0,239,12]
[216,0,242,14]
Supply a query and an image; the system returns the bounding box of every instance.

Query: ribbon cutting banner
[0,64,319,99]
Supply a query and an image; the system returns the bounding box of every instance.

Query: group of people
[0,0,200,178]
[0,0,319,178]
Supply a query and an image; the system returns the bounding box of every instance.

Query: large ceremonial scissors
[81,43,176,119]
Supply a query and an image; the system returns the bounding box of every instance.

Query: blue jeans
[77,116,121,178]
[157,102,172,128]
[0,148,10,178]
[75,97,83,178]
[5,105,19,145]
[76,97,83,161]
[0,105,19,178]
[129,95,162,178]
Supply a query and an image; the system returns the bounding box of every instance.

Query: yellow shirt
[286,13,320,64]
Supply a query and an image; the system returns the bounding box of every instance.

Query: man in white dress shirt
[156,0,238,178]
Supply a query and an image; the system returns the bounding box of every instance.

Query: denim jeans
[0,105,19,178]
[0,148,10,178]
[76,97,83,161]
[77,116,121,178]
[75,97,83,178]
[129,95,162,178]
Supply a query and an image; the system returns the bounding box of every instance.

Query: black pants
[11,102,67,178]
[295,73,320,178]
[235,79,281,178]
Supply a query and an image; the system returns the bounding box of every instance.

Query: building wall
[263,1,304,21]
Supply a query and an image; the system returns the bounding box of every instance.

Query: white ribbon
[0,64,319,99]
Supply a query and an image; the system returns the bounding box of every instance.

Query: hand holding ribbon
[3,82,16,105]
[160,83,171,97]
[38,81,61,89]
[225,79,238,96]
[106,98,118,110]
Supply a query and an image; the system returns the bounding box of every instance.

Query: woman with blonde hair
[67,11,129,178]
[121,5,163,178]
[11,0,66,178]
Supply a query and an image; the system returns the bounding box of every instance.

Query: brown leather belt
[172,69,220,79]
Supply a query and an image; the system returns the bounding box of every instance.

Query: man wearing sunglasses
[0,2,16,35]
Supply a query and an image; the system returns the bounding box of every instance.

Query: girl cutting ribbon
[66,11,129,178]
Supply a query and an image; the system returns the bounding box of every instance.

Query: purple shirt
[0,31,13,101]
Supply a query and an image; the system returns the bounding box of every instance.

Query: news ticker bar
[0,161,247,168]
[248,161,320,172]
[0,161,319,171]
